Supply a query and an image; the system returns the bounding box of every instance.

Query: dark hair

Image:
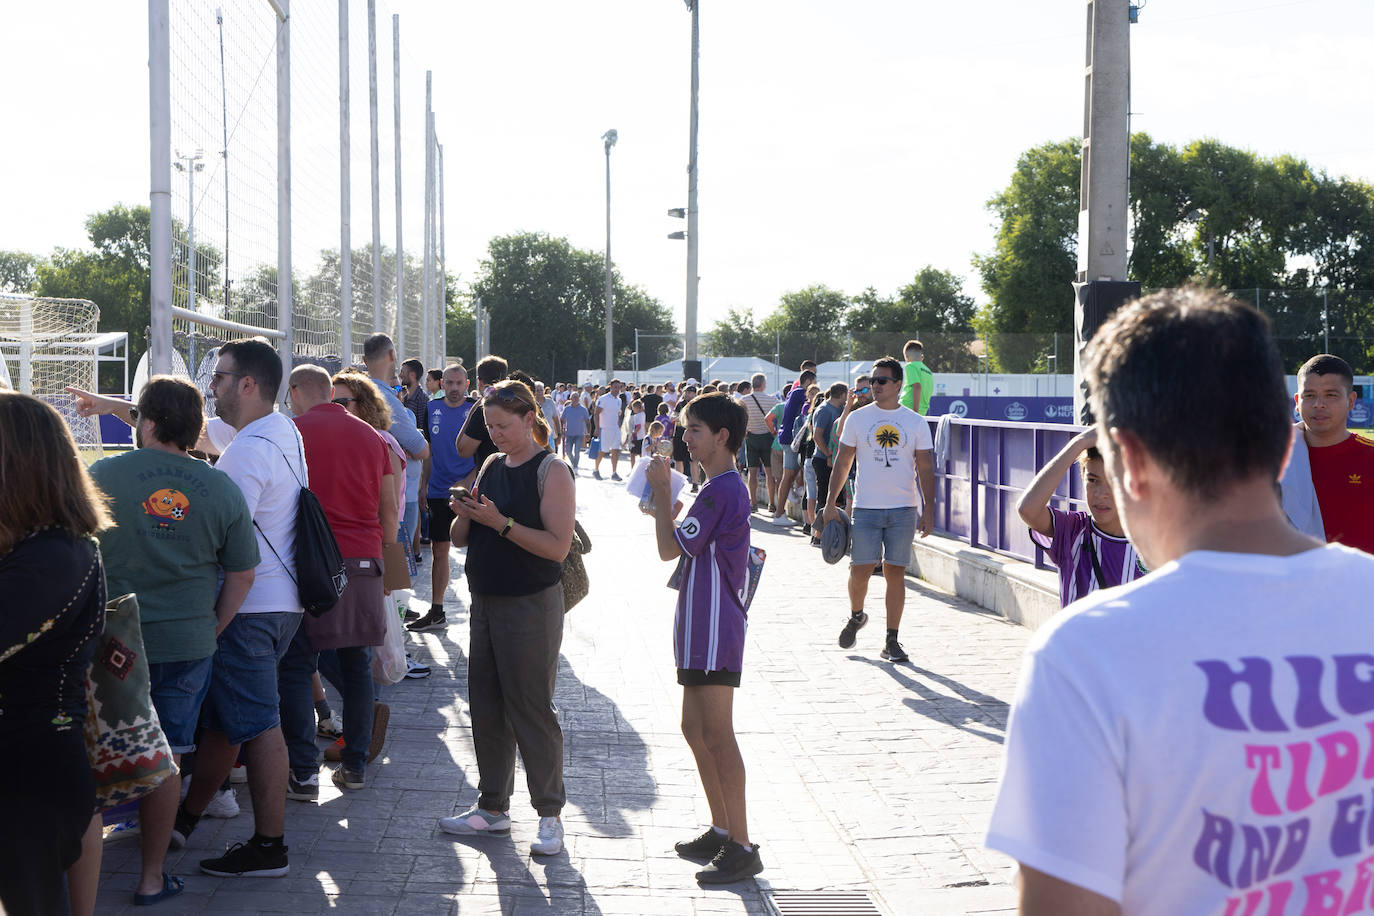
[827,381,848,399]
[872,356,903,380]
[401,358,424,381]
[683,391,747,453]
[427,368,443,382]
[737,380,751,393]
[1298,354,1354,392]
[1084,286,1291,499]
[657,403,669,416]
[0,391,112,553]
[1076,446,1103,470]
[363,333,394,363]
[904,339,924,355]
[483,379,551,448]
[137,375,205,451]
[219,337,282,401]
[800,360,817,372]
[476,354,508,386]
[798,369,817,386]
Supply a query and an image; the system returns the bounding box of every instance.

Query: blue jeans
[146,655,215,754]
[202,612,301,746]
[402,500,419,545]
[564,435,582,470]
[849,506,919,568]
[278,626,374,776]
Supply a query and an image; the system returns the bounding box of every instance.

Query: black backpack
[248,434,348,617]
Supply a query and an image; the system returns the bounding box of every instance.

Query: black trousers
[468,581,566,816]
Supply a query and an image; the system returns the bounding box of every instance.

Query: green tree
[761,284,848,367]
[707,306,769,358]
[468,232,676,383]
[0,250,40,294]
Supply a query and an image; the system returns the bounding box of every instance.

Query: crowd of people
[6,298,1374,913]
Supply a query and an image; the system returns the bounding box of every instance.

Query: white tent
[628,356,791,392]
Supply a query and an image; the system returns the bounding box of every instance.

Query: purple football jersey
[1030,507,1144,608]
[672,471,751,672]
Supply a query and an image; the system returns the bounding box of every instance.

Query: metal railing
[929,416,1088,569]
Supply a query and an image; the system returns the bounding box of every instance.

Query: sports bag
[249,435,348,617]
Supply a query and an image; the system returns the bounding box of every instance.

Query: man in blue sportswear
[363,334,430,545]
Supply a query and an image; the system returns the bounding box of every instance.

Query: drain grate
[763,890,884,916]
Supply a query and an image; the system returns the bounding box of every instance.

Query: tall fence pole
[437,141,446,364]
[276,0,293,400]
[422,71,433,368]
[392,14,404,357]
[148,0,173,377]
[683,0,701,375]
[338,0,352,365]
[367,0,382,335]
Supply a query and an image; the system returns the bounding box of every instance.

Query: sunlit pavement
[95,468,1023,914]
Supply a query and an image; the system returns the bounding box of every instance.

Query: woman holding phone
[436,380,575,859]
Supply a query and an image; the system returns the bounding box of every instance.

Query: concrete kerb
[908,534,1060,632]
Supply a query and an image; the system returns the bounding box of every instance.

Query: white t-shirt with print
[596,393,622,433]
[212,410,306,614]
[986,543,1374,914]
[837,403,933,509]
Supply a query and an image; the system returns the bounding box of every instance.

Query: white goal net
[0,295,105,456]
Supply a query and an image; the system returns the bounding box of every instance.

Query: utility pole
[682,0,701,383]
[174,149,205,372]
[602,129,617,386]
[1073,0,1139,422]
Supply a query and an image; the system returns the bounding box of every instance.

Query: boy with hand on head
[644,392,764,885]
[1016,427,1144,608]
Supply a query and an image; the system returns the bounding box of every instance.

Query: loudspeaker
[682,359,703,383]
[1073,280,1141,424]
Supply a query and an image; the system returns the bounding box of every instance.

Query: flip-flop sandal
[134,873,185,906]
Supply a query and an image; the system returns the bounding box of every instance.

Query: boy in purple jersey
[645,392,764,885]
[1016,427,1144,607]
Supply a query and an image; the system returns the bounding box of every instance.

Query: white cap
[685,377,700,386]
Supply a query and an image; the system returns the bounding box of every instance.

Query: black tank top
[465,453,563,597]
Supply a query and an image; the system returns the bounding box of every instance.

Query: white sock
[711,825,728,837]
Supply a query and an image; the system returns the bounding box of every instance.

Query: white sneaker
[203,787,240,819]
[317,713,343,738]
[769,514,795,526]
[229,762,247,784]
[531,816,564,856]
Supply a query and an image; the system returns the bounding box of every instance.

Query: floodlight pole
[276,0,293,401]
[603,129,617,386]
[683,0,701,379]
[367,0,383,335]
[392,14,403,356]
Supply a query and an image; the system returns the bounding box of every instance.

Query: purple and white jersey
[1030,507,1145,608]
[672,471,751,672]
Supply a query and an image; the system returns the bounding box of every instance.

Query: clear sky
[2,0,1370,336]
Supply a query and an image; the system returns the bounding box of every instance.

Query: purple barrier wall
[928,395,1075,424]
[928,416,1089,569]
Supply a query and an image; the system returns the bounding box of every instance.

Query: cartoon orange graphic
[143,488,191,523]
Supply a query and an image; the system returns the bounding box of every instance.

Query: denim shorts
[782,442,801,471]
[849,506,918,569]
[146,655,215,754]
[201,612,302,746]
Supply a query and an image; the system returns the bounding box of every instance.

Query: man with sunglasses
[822,357,935,663]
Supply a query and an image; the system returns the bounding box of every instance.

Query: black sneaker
[286,772,319,802]
[402,607,421,622]
[169,807,199,850]
[695,841,763,884]
[200,840,289,878]
[881,638,909,663]
[406,610,447,632]
[838,612,868,649]
[674,827,729,863]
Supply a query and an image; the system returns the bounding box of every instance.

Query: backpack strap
[1085,531,1108,590]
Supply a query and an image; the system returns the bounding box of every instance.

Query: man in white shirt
[822,357,934,663]
[984,288,1374,915]
[178,336,303,879]
[594,378,626,481]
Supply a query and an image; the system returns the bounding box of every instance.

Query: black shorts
[630,439,642,456]
[672,434,691,465]
[677,667,742,688]
[744,432,774,468]
[426,496,457,543]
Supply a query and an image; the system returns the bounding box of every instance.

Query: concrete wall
[908,533,1062,633]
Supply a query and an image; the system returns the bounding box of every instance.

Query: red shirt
[293,403,391,559]
[1308,433,1374,554]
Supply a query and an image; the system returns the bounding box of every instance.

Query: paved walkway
[95,470,1027,915]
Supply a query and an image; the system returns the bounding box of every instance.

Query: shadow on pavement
[848,656,1007,744]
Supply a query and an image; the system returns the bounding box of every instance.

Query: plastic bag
[372,592,407,685]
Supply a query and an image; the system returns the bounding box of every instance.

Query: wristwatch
[499,516,514,538]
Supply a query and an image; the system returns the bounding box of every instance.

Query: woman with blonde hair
[0,392,112,915]
[436,380,575,858]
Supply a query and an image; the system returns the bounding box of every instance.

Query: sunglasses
[855,386,871,396]
[871,376,899,386]
[332,397,356,406]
